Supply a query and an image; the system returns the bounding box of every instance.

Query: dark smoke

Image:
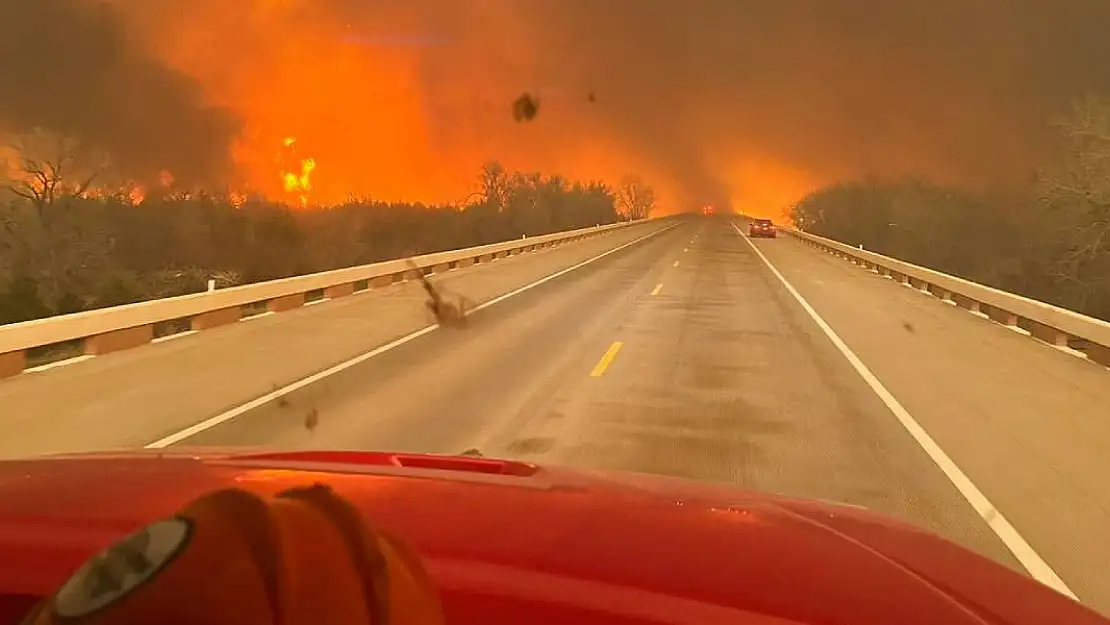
[411,0,1110,207]
[19,0,1110,206]
[0,0,241,186]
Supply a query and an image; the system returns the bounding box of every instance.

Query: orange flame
[277,136,316,207]
[122,2,821,214]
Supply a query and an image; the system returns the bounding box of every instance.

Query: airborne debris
[274,384,290,408]
[406,259,473,328]
[512,93,539,122]
[305,407,320,432]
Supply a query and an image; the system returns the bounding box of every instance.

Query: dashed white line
[145,223,680,448]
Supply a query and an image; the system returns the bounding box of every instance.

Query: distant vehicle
[701,204,714,216]
[749,218,776,238]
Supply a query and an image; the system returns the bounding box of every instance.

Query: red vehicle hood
[0,448,1100,625]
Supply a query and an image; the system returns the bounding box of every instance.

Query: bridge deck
[1,216,1108,614]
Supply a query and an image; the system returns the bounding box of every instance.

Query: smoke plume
[0,0,241,186]
[9,0,1110,213]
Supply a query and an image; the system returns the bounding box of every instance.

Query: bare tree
[1036,94,1110,309]
[616,174,657,220]
[1038,95,1110,219]
[477,161,509,211]
[0,159,623,323]
[2,130,106,213]
[0,130,110,306]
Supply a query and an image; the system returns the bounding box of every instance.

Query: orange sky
[9,0,1110,219]
[118,0,827,216]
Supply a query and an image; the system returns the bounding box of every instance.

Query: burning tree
[616,174,657,220]
[0,129,113,311]
[2,130,106,212]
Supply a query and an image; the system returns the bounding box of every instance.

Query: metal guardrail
[0,218,667,377]
[775,223,1110,367]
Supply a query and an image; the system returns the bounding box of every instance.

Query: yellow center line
[672,260,680,268]
[651,283,663,296]
[589,342,623,377]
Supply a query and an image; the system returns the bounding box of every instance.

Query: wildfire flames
[7,1,1105,218]
[4,0,864,216]
[279,137,316,207]
[109,0,788,214]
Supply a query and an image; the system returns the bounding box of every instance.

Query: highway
[2,216,1110,615]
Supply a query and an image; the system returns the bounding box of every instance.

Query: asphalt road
[0,220,672,457]
[4,215,1109,615]
[181,216,1100,606]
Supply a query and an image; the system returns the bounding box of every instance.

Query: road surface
[0,220,671,457]
[183,217,1110,616]
[2,215,1110,615]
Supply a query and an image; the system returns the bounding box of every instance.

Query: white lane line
[730,221,1077,600]
[23,355,95,374]
[152,330,198,344]
[145,223,680,448]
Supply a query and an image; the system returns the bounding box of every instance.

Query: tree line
[0,152,658,324]
[791,94,1110,322]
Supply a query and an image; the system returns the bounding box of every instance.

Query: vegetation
[12,97,1107,325]
[791,95,1110,322]
[0,148,654,324]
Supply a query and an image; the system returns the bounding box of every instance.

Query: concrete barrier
[0,217,666,377]
[766,220,1110,367]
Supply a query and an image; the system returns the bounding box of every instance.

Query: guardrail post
[991,309,1019,328]
[788,225,1110,366]
[86,325,154,355]
[0,351,25,378]
[192,307,242,330]
[0,218,668,365]
[324,283,355,299]
[1023,321,1071,349]
[267,294,305,313]
[1088,344,1110,366]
